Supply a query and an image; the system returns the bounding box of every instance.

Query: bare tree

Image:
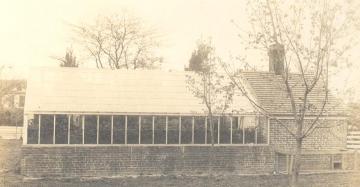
[72,14,162,69]
[223,0,359,186]
[186,39,234,176]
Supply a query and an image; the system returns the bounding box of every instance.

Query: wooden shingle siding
[241,72,345,116]
[347,131,360,149]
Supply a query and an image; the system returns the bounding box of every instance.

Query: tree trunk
[206,112,215,187]
[209,112,214,175]
[290,138,303,187]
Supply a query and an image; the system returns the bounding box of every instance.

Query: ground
[0,139,360,187]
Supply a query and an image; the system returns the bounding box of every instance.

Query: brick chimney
[268,43,285,75]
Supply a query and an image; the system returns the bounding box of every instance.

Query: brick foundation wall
[276,152,356,173]
[270,119,347,153]
[21,145,274,177]
[301,154,336,171]
[343,151,360,170]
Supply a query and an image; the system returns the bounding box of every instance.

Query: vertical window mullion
[205,117,207,144]
[152,116,155,144]
[165,116,168,144]
[179,116,181,144]
[255,117,258,144]
[217,117,220,144]
[68,115,70,144]
[96,115,99,144]
[138,116,141,144]
[192,117,194,144]
[82,116,84,144]
[125,115,128,144]
[241,117,245,144]
[267,117,270,144]
[111,115,114,144]
[38,115,41,144]
[230,117,233,144]
[53,115,56,144]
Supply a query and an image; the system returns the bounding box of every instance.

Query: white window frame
[25,113,270,147]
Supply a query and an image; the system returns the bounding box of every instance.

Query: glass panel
[167,116,179,144]
[154,116,166,144]
[40,115,54,144]
[244,116,256,144]
[141,116,153,144]
[232,116,243,144]
[181,116,192,144]
[70,115,83,144]
[256,116,268,144]
[194,116,205,144]
[219,116,231,144]
[19,95,25,107]
[27,114,39,144]
[99,115,111,144]
[206,117,219,144]
[84,115,97,144]
[127,115,139,144]
[55,115,68,144]
[113,115,125,144]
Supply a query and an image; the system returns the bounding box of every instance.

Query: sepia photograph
[0,0,359,186]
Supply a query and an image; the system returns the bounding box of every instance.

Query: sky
[0,0,248,70]
[0,0,359,102]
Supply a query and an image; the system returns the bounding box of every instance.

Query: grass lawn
[1,139,359,187]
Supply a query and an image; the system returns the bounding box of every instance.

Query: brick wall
[343,151,360,170]
[21,145,275,177]
[276,152,357,173]
[270,119,347,153]
[301,154,336,171]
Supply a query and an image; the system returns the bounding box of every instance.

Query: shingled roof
[240,71,346,116]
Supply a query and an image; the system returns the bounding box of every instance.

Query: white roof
[24,68,255,115]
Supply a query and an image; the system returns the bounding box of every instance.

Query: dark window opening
[127,116,139,144]
[84,115,97,144]
[141,116,153,144]
[113,115,125,144]
[333,162,342,170]
[206,117,219,144]
[256,116,267,144]
[55,115,68,144]
[194,117,205,144]
[70,115,83,144]
[40,115,54,144]
[99,115,111,144]
[154,116,166,144]
[232,117,243,144]
[27,114,39,144]
[167,116,179,144]
[244,116,256,144]
[181,116,192,144]
[220,116,231,144]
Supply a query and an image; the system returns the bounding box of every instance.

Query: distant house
[21,58,349,177]
[0,80,26,126]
